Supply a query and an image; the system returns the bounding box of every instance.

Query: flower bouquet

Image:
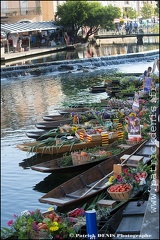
[1,208,77,239]
[114,167,148,187]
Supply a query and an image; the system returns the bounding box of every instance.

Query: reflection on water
[4,43,159,68]
[1,74,112,133]
[33,171,83,194]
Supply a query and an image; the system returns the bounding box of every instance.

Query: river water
[1,43,159,228]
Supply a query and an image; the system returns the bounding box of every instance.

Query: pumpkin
[80,151,88,157]
[137,137,142,142]
[106,151,112,156]
[130,137,137,141]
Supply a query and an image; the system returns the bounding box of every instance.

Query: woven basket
[107,184,133,201]
[126,140,137,146]
[71,152,91,165]
[41,210,60,219]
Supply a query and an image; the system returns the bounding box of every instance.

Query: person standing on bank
[37,31,42,48]
[129,21,132,34]
[143,66,152,78]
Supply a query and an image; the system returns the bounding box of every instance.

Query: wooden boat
[30,155,109,173]
[26,130,53,140]
[38,139,153,207]
[19,152,64,169]
[99,200,148,236]
[78,191,149,236]
[17,133,121,154]
[17,139,108,155]
[26,129,71,140]
[42,115,69,121]
[55,107,90,113]
[35,118,72,130]
[30,143,124,173]
[89,86,107,93]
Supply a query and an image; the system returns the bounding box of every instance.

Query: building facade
[100,1,157,16]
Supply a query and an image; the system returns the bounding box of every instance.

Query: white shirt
[11,35,19,48]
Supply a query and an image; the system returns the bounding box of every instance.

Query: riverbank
[1,45,74,62]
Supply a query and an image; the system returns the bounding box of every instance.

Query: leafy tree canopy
[154,0,159,17]
[127,7,138,19]
[56,1,121,43]
[140,3,155,19]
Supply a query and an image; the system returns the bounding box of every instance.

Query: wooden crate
[97,199,117,208]
[86,133,102,142]
[75,129,87,140]
[113,164,125,178]
[120,154,144,166]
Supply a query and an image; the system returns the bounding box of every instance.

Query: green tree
[140,3,154,19]
[154,0,159,17]
[56,1,121,43]
[127,7,138,20]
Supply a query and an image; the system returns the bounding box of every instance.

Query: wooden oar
[81,140,147,197]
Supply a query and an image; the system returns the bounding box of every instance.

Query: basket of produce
[126,137,142,146]
[41,210,62,222]
[71,151,91,165]
[126,140,138,146]
[107,183,133,201]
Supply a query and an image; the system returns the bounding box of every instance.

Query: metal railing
[97,23,159,36]
[1,7,42,17]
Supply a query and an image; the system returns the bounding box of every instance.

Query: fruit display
[41,210,62,223]
[108,183,132,193]
[68,208,85,218]
[107,183,133,201]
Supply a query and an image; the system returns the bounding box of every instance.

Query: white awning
[1,21,60,34]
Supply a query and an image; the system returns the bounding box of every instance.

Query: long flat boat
[99,200,148,237]
[89,86,107,93]
[26,130,69,140]
[38,139,153,207]
[30,155,110,173]
[42,115,69,121]
[17,139,103,154]
[30,143,124,173]
[17,133,121,154]
[55,107,90,113]
[35,118,72,130]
